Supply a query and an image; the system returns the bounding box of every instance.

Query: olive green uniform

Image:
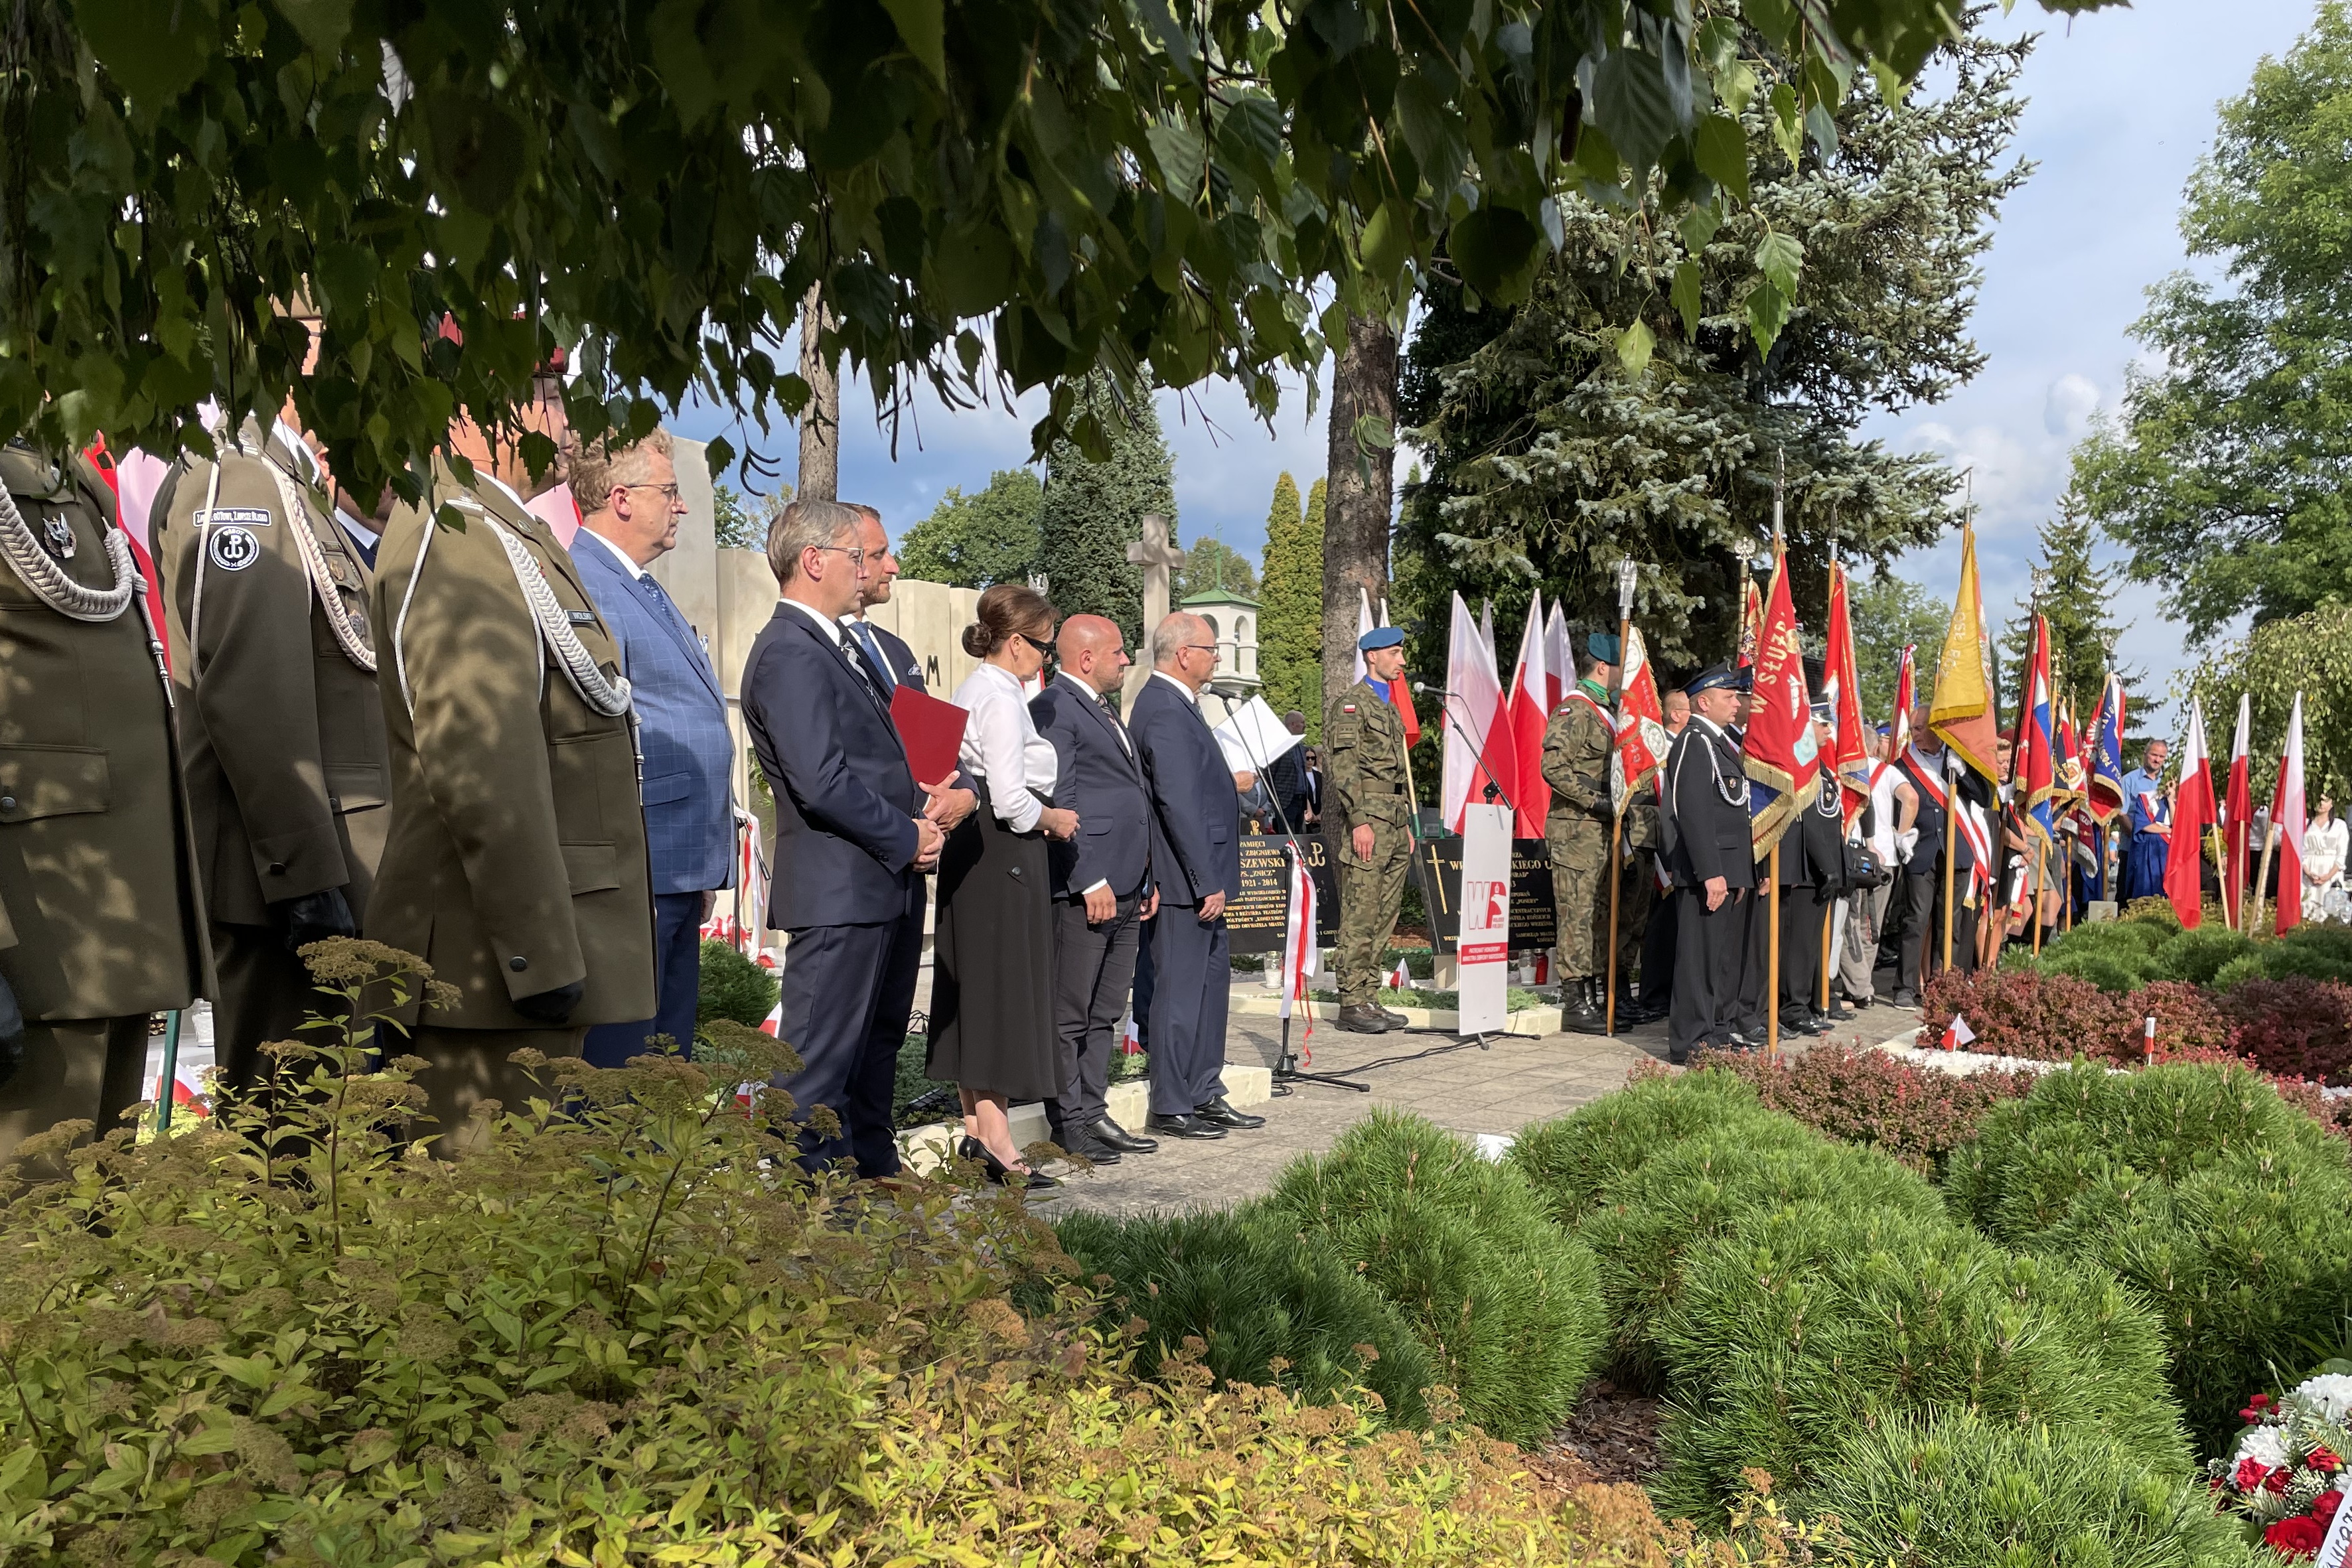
[368,461,655,1152]
[1324,679,1414,1007]
[0,445,210,1157]
[1541,685,1615,981]
[153,427,390,1092]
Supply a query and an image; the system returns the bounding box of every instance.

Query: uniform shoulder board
[567,609,597,625]
[198,506,272,527]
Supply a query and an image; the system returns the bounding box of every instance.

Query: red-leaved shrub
[2219,978,2352,1086]
[2269,1077,2352,1143]
[1692,1044,2041,1175]
[1921,968,2233,1064]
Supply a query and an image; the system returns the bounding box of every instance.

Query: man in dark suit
[1031,613,1161,1163]
[841,503,930,695]
[1777,705,1846,1036]
[1662,665,1756,1064]
[1127,611,1264,1140]
[740,498,947,1176]
[569,429,737,1066]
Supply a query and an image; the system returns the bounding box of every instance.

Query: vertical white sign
[1457,804,1512,1034]
[2318,1488,2352,1568]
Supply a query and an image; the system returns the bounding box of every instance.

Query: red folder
[890,683,968,790]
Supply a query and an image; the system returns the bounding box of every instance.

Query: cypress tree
[1033,377,1179,648]
[1259,473,1327,736]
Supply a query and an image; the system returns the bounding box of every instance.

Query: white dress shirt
[954,662,1059,833]
[781,595,847,646]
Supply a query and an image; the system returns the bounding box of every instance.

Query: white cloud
[2043,373,2100,438]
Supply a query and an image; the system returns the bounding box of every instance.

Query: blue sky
[674,0,2317,733]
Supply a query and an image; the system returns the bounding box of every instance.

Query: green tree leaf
[1671,259,1704,338]
[1448,206,1544,303]
[1755,230,1804,295]
[1618,319,1656,375]
[879,0,947,86]
[1694,113,1749,202]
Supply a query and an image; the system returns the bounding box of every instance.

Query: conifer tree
[1033,378,1179,647]
[1259,474,1327,736]
[2003,489,2146,725]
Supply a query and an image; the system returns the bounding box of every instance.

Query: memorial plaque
[1227,831,1339,956]
[1412,835,1559,955]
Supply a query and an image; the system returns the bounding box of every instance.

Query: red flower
[2317,1490,2344,1526]
[2266,1465,2294,1494]
[2238,1457,2272,1492]
[2311,1447,2345,1475]
[2264,1515,2325,1556]
[2243,1393,2276,1422]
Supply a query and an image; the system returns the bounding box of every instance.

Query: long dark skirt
[926,784,1060,1102]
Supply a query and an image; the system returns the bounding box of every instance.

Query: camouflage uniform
[1542,682,1615,981]
[1325,679,1414,1006]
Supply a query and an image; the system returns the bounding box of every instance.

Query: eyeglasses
[624,481,682,503]
[1183,643,1218,655]
[810,544,869,567]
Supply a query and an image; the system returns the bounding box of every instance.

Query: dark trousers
[0,1014,151,1163]
[774,902,924,1178]
[212,920,318,1094]
[1639,886,1680,1007]
[584,891,705,1067]
[1668,887,1749,1059]
[1147,903,1230,1117]
[1049,893,1142,1138]
[1779,882,1832,1019]
[410,1025,585,1158]
[1736,871,1771,1035]
[1895,871,1978,995]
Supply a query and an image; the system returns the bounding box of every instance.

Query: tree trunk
[796,281,840,502]
[1323,313,1398,715]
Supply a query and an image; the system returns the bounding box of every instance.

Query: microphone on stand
[1410,682,1520,818]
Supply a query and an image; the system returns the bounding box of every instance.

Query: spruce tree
[1258,474,1327,735]
[1033,377,1179,648]
[2002,489,2146,725]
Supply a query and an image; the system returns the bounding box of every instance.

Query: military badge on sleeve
[208,526,261,571]
[40,514,75,560]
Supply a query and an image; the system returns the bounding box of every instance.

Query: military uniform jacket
[367,462,655,1029]
[1662,716,1756,891]
[1323,680,1412,832]
[153,427,390,928]
[0,446,209,1019]
[1542,684,1615,827]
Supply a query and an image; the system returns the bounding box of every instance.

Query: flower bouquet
[2207,1364,2352,1559]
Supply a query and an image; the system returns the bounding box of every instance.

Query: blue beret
[1686,663,1741,695]
[1358,626,1405,652]
[1587,632,1621,664]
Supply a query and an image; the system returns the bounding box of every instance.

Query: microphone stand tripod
[1231,722,1368,1094]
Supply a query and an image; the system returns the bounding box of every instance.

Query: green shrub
[1944,1060,2352,1445]
[1797,1411,2266,1568]
[1050,1206,1437,1427]
[1651,1198,2191,1520]
[695,938,779,1030]
[1264,1111,1606,1444]
[1573,1125,1943,1380]
[2211,953,2264,991]
[1505,1068,1782,1225]
[2207,926,2352,989]
[2041,946,2150,993]
[2126,895,2185,928]
[2150,925,2256,985]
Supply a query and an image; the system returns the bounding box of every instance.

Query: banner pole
[1603,563,1637,1038]
[1767,845,1781,1061]
[2031,834,2045,956]
[1604,814,1625,1037]
[2253,823,2279,940]
[1941,784,1958,975]
[2211,824,2231,930]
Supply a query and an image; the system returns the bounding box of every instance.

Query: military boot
[1337,1002,1392,1034]
[1560,977,1609,1035]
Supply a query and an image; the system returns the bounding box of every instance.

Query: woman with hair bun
[928,583,1078,1189]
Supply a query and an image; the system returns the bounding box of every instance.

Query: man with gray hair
[567,428,734,1066]
[1126,611,1264,1139]
[740,498,946,1176]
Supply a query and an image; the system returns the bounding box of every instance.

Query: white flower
[2236,1425,2293,1472]
[2295,1373,2352,1424]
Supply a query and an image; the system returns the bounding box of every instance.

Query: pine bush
[2042,946,2152,993]
[2151,925,2256,985]
[1943,1061,2352,1445]
[1505,1068,1783,1224]
[1798,1411,2267,1568]
[1574,1127,1945,1381]
[1651,1198,2191,1520]
[1264,1111,1606,1444]
[696,939,778,1030]
[1051,1206,1437,1427]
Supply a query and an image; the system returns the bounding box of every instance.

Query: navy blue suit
[741,601,924,1176]
[845,616,927,696]
[571,531,736,1066]
[1128,673,1241,1116]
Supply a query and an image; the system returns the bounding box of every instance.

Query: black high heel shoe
[958,1136,1060,1192]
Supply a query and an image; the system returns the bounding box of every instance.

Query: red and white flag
[1352,586,1376,686]
[1939,1013,1976,1052]
[1889,644,1916,758]
[1122,1017,1143,1055]
[1741,541,1822,854]
[1440,592,1520,833]
[1823,563,1872,823]
[1280,845,1319,1036]
[1507,597,1552,836]
[1387,956,1414,989]
[1544,601,1571,712]
[2166,697,2219,929]
[2273,691,2307,936]
[2223,693,2253,931]
[1609,624,1670,816]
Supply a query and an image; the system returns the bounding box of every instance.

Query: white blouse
[953,663,1059,833]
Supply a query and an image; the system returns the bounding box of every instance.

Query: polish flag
[1379,599,1422,747]
[1939,1014,1976,1052]
[2223,693,2252,931]
[1388,956,1414,989]
[1122,1017,1143,1055]
[2166,697,2220,929]
[1544,601,1572,712]
[2273,692,2307,936]
[1439,592,1520,833]
[1353,586,1375,685]
[1507,597,1552,836]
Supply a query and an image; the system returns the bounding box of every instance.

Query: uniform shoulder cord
[1,455,172,707]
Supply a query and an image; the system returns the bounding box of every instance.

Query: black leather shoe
[1145,1112,1227,1139]
[1891,989,1919,1008]
[1087,1117,1158,1155]
[1060,1137,1122,1166]
[1337,1003,1392,1034]
[1195,1096,1265,1130]
[1378,1005,1412,1025]
[960,1135,1061,1190]
[1779,1011,1828,1036]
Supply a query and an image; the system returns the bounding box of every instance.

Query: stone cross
[1123,511,1185,707]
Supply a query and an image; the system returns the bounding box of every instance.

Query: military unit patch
[198,506,272,527]
[208,526,261,571]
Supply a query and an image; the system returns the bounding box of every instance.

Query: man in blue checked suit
[567,430,737,1066]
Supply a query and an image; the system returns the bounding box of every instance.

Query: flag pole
[1942,766,1958,975]
[1604,561,1636,1038]
[1767,452,1784,1060]
[2253,823,2278,939]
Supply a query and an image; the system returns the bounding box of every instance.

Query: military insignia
[198,506,271,527]
[1343,704,1357,713]
[567,610,597,625]
[39,514,76,560]
[208,526,261,571]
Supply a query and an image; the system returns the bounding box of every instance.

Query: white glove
[1896,827,1920,864]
